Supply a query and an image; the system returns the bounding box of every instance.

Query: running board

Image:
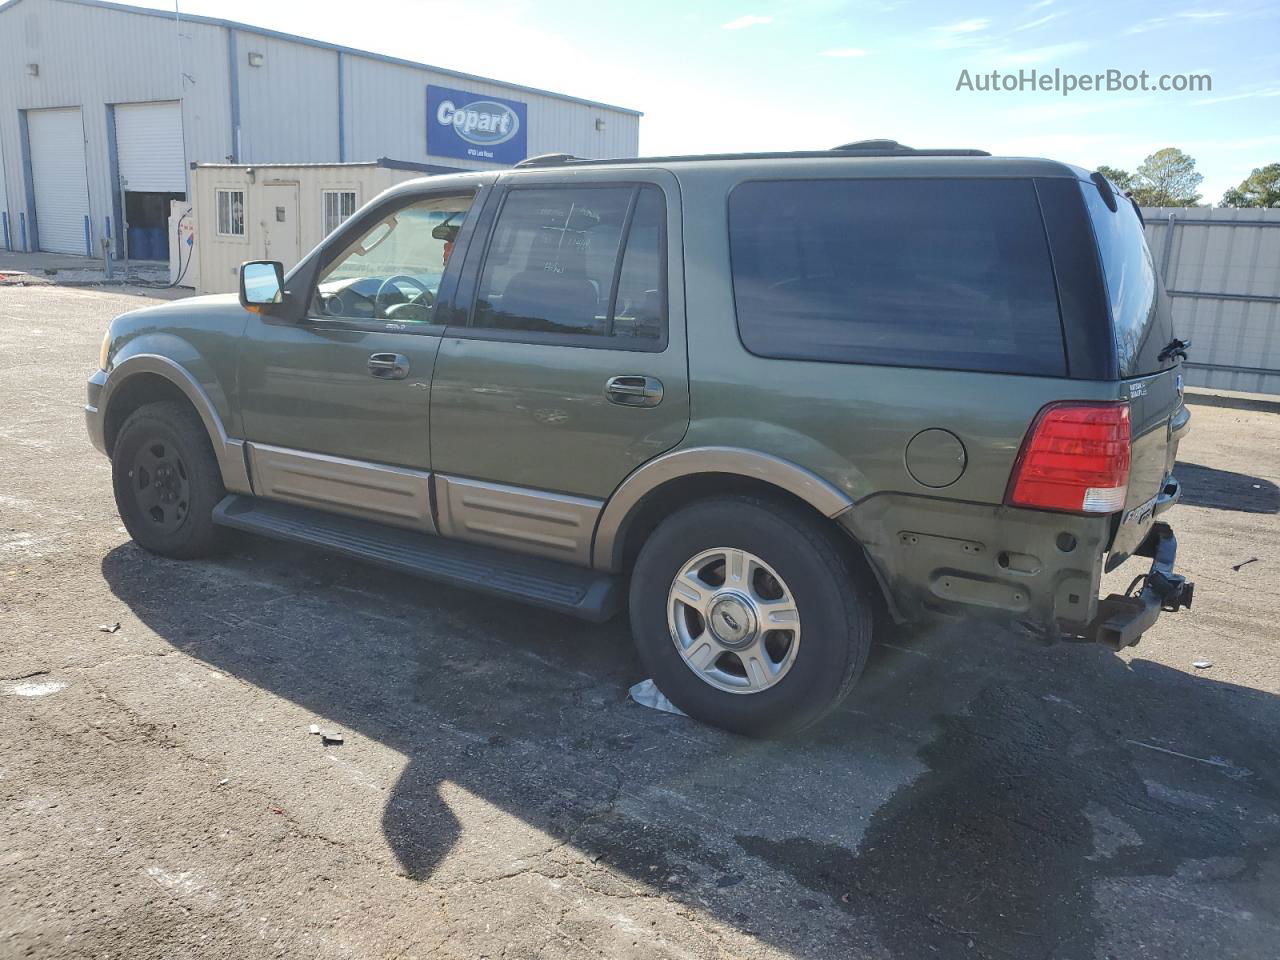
[212,495,622,622]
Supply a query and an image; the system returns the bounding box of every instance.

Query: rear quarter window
[1080,182,1174,377]
[728,178,1067,376]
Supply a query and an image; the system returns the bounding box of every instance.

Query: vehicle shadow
[1176,461,1280,514]
[100,539,1280,960]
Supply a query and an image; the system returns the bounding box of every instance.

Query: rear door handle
[368,353,409,380]
[605,375,663,408]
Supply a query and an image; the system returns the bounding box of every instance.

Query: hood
[113,293,242,328]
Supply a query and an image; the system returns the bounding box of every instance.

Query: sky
[129,0,1279,203]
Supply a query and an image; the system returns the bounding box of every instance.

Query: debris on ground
[5,678,68,698]
[320,731,344,745]
[0,272,51,286]
[1193,660,1213,670]
[98,622,121,633]
[308,723,321,735]
[628,679,688,717]
[1232,557,1259,572]
[217,778,229,787]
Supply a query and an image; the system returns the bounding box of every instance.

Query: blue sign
[427,85,528,165]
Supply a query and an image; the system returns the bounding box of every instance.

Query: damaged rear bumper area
[1080,521,1195,650]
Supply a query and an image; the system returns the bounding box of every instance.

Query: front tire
[628,496,874,737]
[111,400,226,559]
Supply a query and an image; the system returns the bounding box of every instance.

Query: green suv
[86,141,1194,736]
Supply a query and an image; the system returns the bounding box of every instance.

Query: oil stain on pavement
[739,674,1280,959]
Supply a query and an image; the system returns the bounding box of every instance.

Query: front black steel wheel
[112,400,225,559]
[129,437,191,533]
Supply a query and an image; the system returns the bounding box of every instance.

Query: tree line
[1096,148,1280,208]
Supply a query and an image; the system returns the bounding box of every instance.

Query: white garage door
[114,101,186,193]
[0,147,9,238]
[27,107,90,255]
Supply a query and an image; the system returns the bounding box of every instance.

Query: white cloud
[996,40,1091,65]
[926,17,992,49]
[936,18,990,33]
[722,14,773,30]
[998,96,1146,122]
[1028,0,1055,8]
[1128,9,1230,33]
[1194,86,1280,106]
[1010,12,1061,32]
[820,47,869,57]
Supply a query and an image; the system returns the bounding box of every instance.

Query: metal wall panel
[114,100,185,192]
[342,54,640,169]
[235,32,340,163]
[1143,206,1280,395]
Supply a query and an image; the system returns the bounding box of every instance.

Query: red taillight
[1006,402,1131,514]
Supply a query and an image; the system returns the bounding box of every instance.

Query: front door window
[313,193,474,324]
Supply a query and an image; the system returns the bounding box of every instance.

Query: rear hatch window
[728,178,1068,376]
[1080,182,1176,378]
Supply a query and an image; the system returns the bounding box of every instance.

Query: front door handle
[368,353,409,380]
[605,375,663,408]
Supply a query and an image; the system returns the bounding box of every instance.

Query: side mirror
[239,260,284,311]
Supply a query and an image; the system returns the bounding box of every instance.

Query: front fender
[96,351,251,494]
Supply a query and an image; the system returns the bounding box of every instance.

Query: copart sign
[427,85,528,164]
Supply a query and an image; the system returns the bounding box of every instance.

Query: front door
[260,181,300,269]
[428,174,689,561]
[236,189,478,531]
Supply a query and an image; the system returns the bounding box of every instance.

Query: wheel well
[102,373,195,456]
[614,473,895,625]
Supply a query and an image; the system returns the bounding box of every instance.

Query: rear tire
[628,496,874,737]
[112,400,226,559]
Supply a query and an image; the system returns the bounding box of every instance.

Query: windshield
[1081,181,1176,377]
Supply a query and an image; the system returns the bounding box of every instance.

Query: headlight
[99,329,112,371]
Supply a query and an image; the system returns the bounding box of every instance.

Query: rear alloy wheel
[667,547,801,694]
[112,400,226,559]
[630,496,874,737]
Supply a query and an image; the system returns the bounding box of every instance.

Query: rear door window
[728,178,1067,376]
[468,184,667,347]
[1080,182,1174,377]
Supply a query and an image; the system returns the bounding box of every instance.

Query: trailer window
[215,189,245,237]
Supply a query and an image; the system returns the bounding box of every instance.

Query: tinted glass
[609,187,665,342]
[472,185,665,344]
[1081,182,1174,377]
[729,179,1067,375]
[314,193,473,323]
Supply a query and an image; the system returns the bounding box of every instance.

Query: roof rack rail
[515,153,581,168]
[830,139,991,157]
[504,145,995,170]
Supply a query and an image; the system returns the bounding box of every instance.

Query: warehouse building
[0,0,641,259]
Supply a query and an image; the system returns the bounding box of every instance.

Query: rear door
[428,170,689,563]
[1080,179,1188,559]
